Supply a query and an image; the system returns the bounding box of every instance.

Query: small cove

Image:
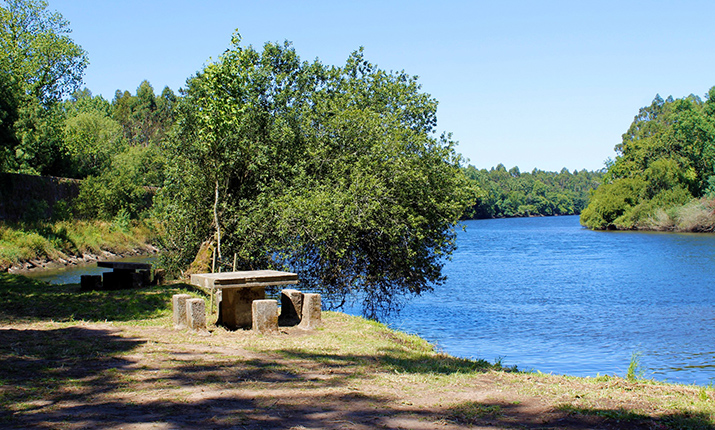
[23,255,158,285]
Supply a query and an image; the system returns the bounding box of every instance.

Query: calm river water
[373,215,715,386]
[22,216,715,385]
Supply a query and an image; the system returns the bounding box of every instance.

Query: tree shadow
[0,326,144,425]
[0,273,185,322]
[2,329,713,429]
[276,346,504,374]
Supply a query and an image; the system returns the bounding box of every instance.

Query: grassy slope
[0,219,159,270]
[0,273,714,429]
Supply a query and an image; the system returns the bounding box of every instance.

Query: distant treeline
[464,165,603,219]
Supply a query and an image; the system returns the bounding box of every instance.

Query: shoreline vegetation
[0,219,160,273]
[581,91,715,232]
[1,272,714,429]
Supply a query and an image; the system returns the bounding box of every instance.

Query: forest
[463,164,603,219]
[580,92,715,231]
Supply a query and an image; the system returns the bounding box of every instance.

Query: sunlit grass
[0,219,159,270]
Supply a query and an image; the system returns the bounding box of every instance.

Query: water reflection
[23,255,157,285]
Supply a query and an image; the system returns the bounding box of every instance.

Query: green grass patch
[0,219,159,270]
[0,273,198,324]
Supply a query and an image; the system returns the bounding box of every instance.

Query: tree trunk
[214,179,222,265]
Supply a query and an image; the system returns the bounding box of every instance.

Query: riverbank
[0,219,160,273]
[1,273,714,429]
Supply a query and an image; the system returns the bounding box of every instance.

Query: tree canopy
[0,0,88,174]
[158,34,475,317]
[464,164,602,219]
[581,90,715,230]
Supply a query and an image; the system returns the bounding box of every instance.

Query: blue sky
[51,0,715,172]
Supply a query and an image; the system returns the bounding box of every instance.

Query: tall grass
[0,219,159,270]
[641,198,715,232]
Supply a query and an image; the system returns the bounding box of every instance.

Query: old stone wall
[0,172,81,221]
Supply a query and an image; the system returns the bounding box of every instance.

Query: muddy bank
[5,244,160,275]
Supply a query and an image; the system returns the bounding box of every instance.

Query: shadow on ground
[0,273,183,322]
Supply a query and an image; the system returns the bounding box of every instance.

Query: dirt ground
[0,315,712,430]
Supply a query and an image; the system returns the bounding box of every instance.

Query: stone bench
[253,291,322,334]
[172,290,321,334]
[172,294,207,332]
[278,289,322,330]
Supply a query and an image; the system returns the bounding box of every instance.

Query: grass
[0,218,159,270]
[1,272,715,429]
[642,198,715,232]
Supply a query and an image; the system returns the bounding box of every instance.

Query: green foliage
[464,164,603,219]
[61,90,122,178]
[0,0,87,174]
[73,146,159,220]
[626,351,645,382]
[159,34,475,317]
[581,90,715,230]
[59,83,170,221]
[112,80,176,147]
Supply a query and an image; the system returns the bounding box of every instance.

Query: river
[373,215,715,386]
[21,215,715,385]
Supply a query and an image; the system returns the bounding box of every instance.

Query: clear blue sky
[51,0,715,172]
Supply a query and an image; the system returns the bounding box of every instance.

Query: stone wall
[0,172,81,221]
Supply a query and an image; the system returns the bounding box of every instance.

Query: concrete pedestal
[219,286,265,329]
[186,298,207,331]
[172,294,192,329]
[299,293,322,329]
[252,299,278,334]
[278,289,303,326]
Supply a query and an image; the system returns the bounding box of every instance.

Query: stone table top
[97,261,152,270]
[190,270,298,290]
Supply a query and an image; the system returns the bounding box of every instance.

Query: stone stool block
[172,294,192,329]
[252,299,278,334]
[299,293,322,329]
[80,275,102,291]
[278,289,303,327]
[186,298,207,331]
[153,268,165,286]
[102,271,120,290]
[138,270,151,287]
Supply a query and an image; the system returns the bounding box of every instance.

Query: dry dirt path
[1,313,713,429]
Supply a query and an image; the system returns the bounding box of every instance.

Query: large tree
[159,34,475,317]
[0,0,87,174]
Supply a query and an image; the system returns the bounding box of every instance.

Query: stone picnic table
[190,270,298,330]
[92,260,153,290]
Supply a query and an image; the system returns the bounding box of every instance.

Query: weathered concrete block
[219,286,265,329]
[103,270,136,290]
[278,289,303,327]
[102,271,121,290]
[299,293,322,330]
[153,268,165,285]
[252,299,278,334]
[80,275,102,292]
[138,270,151,287]
[172,294,192,329]
[186,298,207,332]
